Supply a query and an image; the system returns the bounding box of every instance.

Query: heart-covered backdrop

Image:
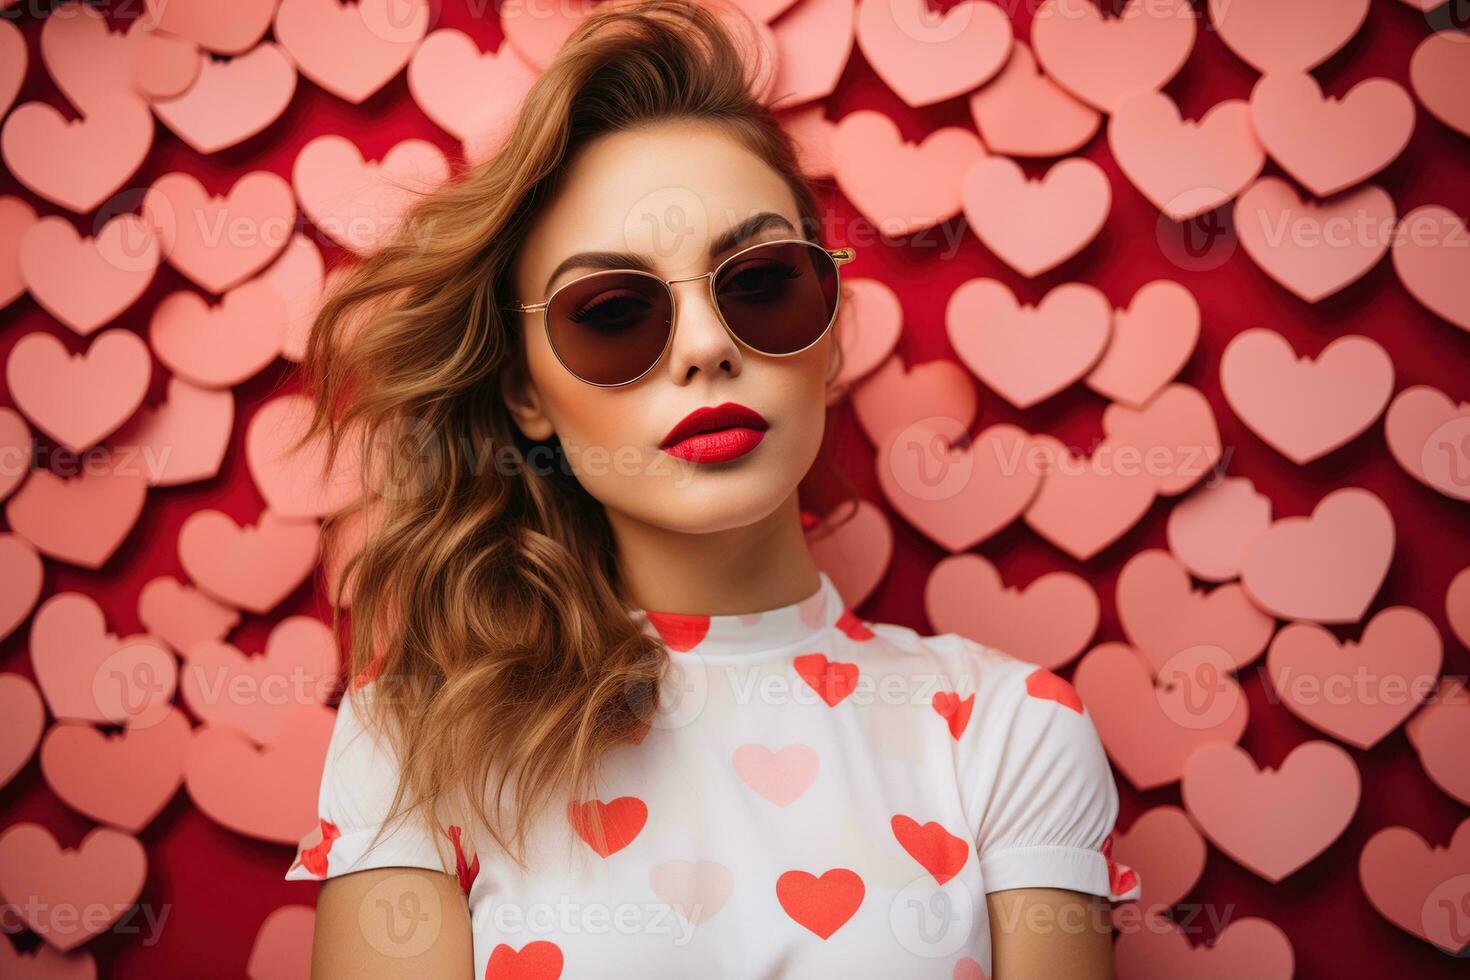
[1,0,1468,976]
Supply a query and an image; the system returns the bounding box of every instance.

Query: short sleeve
[962,654,1141,903]
[284,687,452,882]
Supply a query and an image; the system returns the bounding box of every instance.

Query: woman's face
[505,120,836,535]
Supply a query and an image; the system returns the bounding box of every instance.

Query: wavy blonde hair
[293,0,858,865]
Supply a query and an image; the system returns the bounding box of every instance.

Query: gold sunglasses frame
[510,238,858,387]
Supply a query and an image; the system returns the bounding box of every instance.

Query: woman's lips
[661,426,767,463]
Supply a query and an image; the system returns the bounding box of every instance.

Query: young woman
[285,1,1139,976]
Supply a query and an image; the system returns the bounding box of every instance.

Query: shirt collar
[632,571,846,658]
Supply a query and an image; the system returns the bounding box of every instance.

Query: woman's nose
[661,275,742,382]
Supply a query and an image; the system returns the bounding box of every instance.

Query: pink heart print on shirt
[734,743,819,806]
[776,868,865,939]
[567,796,648,858]
[648,859,734,925]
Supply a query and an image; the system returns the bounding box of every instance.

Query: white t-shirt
[285,570,1140,978]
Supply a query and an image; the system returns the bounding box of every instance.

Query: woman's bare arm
[311,867,474,979]
[987,886,1114,980]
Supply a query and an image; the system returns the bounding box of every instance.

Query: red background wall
[1,0,1468,976]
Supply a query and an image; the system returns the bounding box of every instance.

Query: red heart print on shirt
[447,824,479,896]
[776,868,865,939]
[794,653,860,706]
[1100,833,1139,898]
[835,608,875,641]
[288,818,340,878]
[1025,668,1084,714]
[485,940,564,980]
[891,815,970,885]
[932,691,975,739]
[567,797,647,858]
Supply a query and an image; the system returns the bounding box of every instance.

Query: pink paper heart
[1117,549,1275,675]
[877,418,1040,553]
[733,742,819,806]
[1234,177,1394,303]
[110,376,234,487]
[768,0,854,109]
[407,29,538,147]
[1450,567,1470,649]
[778,104,839,178]
[181,616,339,744]
[151,42,299,154]
[1410,31,1470,139]
[178,508,321,614]
[1085,280,1199,408]
[30,591,177,725]
[275,0,430,104]
[1392,204,1470,332]
[1109,806,1205,917]
[1405,677,1470,808]
[40,707,191,832]
[142,0,275,54]
[1240,486,1395,624]
[947,279,1110,409]
[1108,92,1264,221]
[1209,0,1368,74]
[649,860,735,924]
[1102,383,1222,497]
[148,282,286,388]
[0,824,147,952]
[5,465,149,570]
[137,576,241,657]
[926,552,1098,670]
[1250,71,1415,198]
[0,941,96,979]
[19,214,160,336]
[806,498,892,609]
[0,19,22,119]
[1031,0,1196,112]
[0,405,33,502]
[1360,818,1470,955]
[500,0,598,69]
[831,110,984,237]
[1165,477,1273,583]
[1384,385,1470,502]
[855,0,1011,108]
[961,156,1110,277]
[851,354,977,451]
[246,393,364,520]
[0,673,44,790]
[38,1,132,114]
[1182,740,1360,882]
[247,905,315,980]
[184,703,335,844]
[0,532,44,643]
[7,329,152,454]
[831,278,902,391]
[0,94,153,214]
[129,21,201,100]
[1073,642,1248,791]
[1114,917,1295,980]
[1268,607,1441,750]
[0,195,38,307]
[967,41,1098,158]
[261,234,327,363]
[1221,328,1394,464]
[142,171,296,295]
[1023,435,1158,561]
[292,134,450,253]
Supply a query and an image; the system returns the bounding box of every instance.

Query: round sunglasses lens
[713,241,839,355]
[546,272,672,385]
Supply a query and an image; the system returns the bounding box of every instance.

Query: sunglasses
[510,238,857,387]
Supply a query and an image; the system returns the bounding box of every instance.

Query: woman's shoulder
[853,619,1069,707]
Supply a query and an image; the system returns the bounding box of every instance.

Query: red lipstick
[659,401,769,463]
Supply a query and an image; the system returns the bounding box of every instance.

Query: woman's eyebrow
[541,211,799,293]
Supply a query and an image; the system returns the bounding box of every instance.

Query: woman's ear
[500,360,557,441]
